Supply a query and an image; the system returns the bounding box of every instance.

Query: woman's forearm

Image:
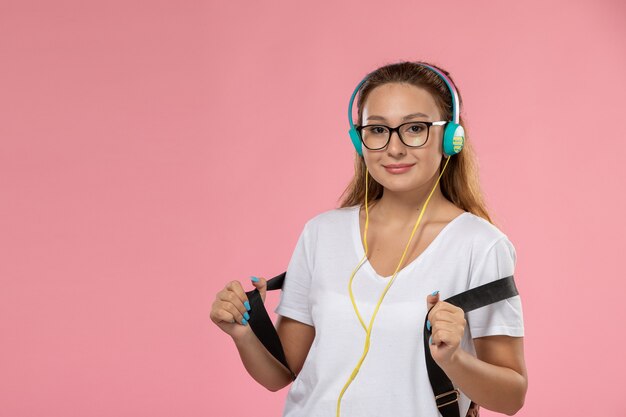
[440,349,527,415]
[232,328,293,392]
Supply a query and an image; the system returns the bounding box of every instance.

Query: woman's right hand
[210,276,267,340]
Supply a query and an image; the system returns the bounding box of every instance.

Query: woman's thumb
[426,290,440,310]
[250,276,267,303]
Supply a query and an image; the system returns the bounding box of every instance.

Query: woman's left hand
[426,291,467,367]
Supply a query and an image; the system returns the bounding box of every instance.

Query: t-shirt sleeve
[466,236,525,338]
[274,221,314,326]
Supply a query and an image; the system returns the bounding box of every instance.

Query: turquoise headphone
[347,62,465,157]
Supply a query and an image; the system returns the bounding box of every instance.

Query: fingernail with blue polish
[431,290,439,296]
[244,311,250,321]
[429,335,433,345]
[242,317,248,326]
[244,301,251,311]
[250,276,259,283]
[427,320,431,331]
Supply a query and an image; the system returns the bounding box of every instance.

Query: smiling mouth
[383,164,415,174]
[383,164,415,168]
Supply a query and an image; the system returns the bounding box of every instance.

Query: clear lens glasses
[357,121,447,150]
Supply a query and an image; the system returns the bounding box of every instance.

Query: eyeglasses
[355,121,448,151]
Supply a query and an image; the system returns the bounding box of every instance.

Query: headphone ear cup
[349,128,363,156]
[442,123,465,156]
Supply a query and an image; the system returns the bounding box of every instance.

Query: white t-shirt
[274,205,524,417]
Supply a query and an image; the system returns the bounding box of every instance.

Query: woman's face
[361,82,445,196]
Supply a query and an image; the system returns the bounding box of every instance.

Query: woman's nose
[386,130,407,156]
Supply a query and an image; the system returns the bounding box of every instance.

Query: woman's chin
[380,183,421,195]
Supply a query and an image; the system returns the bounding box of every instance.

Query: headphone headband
[347,76,370,131]
[418,63,460,124]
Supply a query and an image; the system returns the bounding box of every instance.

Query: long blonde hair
[338,61,493,224]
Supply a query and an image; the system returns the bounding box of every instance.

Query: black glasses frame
[355,120,448,150]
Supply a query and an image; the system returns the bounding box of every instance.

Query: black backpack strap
[423,275,519,417]
[245,272,296,380]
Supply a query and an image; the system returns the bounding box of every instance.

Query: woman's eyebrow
[366,112,430,122]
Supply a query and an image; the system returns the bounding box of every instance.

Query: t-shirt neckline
[351,205,469,280]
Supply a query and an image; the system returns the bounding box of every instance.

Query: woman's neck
[369,185,447,229]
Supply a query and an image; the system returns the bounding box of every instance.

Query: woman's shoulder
[304,205,358,227]
[452,211,513,249]
[291,207,357,251]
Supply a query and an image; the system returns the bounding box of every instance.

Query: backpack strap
[245,272,296,380]
[246,272,519,417]
[424,275,519,417]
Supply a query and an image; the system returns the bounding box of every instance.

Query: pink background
[1,0,625,416]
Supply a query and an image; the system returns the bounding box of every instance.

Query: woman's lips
[383,163,415,174]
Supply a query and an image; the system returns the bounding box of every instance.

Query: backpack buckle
[435,388,460,408]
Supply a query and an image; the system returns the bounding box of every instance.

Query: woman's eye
[409,125,424,133]
[370,127,387,135]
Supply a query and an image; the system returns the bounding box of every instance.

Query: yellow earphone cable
[337,156,452,417]
[346,167,372,330]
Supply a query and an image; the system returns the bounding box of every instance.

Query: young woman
[210,61,528,417]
